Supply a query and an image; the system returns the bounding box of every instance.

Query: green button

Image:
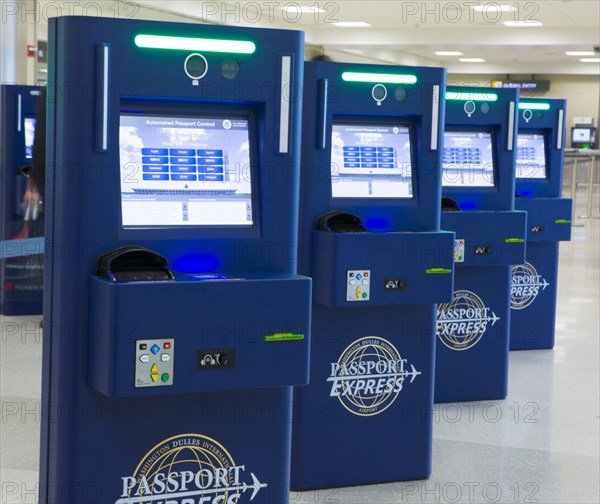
[362,293,368,298]
[161,373,170,383]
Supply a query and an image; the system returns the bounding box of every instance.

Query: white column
[0,0,19,84]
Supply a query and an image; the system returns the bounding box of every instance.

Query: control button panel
[346,270,371,302]
[454,239,465,263]
[135,339,174,388]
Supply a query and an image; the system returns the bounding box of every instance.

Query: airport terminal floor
[1,192,599,504]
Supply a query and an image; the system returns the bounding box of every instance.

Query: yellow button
[151,364,158,373]
[150,373,158,383]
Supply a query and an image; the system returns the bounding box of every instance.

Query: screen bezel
[118,105,259,231]
[516,129,549,181]
[329,117,417,201]
[442,127,499,193]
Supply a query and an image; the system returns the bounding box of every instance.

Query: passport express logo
[511,262,549,310]
[116,434,266,504]
[437,290,499,351]
[328,337,421,416]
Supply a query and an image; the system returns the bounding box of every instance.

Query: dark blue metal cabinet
[511,98,572,350]
[0,84,43,315]
[436,87,527,403]
[41,16,309,504]
[291,61,454,490]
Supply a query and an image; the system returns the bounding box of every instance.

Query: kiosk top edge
[49,15,306,38]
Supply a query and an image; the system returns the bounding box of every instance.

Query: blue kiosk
[435,87,527,403]
[0,84,43,315]
[41,16,310,504]
[510,98,572,350]
[291,62,455,490]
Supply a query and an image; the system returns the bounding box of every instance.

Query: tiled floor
[1,194,599,504]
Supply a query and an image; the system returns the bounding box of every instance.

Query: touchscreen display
[516,133,546,179]
[442,131,495,187]
[331,123,413,198]
[119,114,254,228]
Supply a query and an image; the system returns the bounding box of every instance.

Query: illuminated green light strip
[264,333,305,342]
[505,238,525,243]
[341,72,418,84]
[425,268,452,274]
[445,91,498,102]
[134,34,256,54]
[555,219,571,224]
[518,102,551,110]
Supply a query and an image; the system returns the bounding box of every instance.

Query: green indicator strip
[425,268,452,274]
[555,219,572,224]
[134,34,256,54]
[264,333,305,342]
[505,238,525,243]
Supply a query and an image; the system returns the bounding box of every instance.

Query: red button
[364,272,369,277]
[164,342,171,349]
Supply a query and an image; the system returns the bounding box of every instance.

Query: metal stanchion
[569,157,584,227]
[571,158,578,201]
[580,155,599,219]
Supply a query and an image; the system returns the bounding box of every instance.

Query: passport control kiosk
[510,98,572,350]
[435,88,527,403]
[291,62,455,490]
[0,84,43,315]
[41,17,310,504]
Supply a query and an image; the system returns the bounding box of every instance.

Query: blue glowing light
[460,201,478,210]
[518,190,533,198]
[364,218,390,230]
[172,254,220,273]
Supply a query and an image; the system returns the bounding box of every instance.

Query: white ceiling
[133,0,600,74]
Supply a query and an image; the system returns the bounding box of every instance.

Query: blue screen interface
[25,117,36,159]
[516,133,546,179]
[119,114,253,228]
[331,124,413,198]
[442,131,495,187]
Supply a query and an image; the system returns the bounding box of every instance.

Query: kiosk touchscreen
[571,126,597,149]
[443,130,495,187]
[331,122,413,198]
[0,85,43,315]
[511,99,573,350]
[435,87,527,403]
[516,132,547,179]
[291,62,455,490]
[24,117,36,159]
[41,16,310,504]
[119,113,254,227]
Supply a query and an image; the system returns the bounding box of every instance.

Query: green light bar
[445,91,498,102]
[426,268,452,274]
[134,34,256,54]
[518,102,551,111]
[341,72,418,84]
[264,333,305,342]
[555,219,572,224]
[505,238,525,243]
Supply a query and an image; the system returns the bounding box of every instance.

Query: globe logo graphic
[129,434,238,503]
[437,290,499,351]
[331,337,419,417]
[511,262,548,310]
